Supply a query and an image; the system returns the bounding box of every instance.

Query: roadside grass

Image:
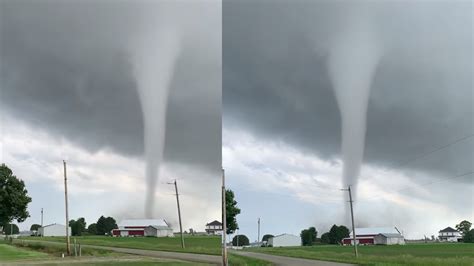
[12,240,117,257]
[228,254,273,266]
[37,258,208,266]
[1,240,205,265]
[248,243,474,265]
[0,243,48,261]
[55,262,205,266]
[22,236,220,255]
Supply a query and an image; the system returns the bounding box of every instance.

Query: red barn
[112,219,173,237]
[342,227,402,245]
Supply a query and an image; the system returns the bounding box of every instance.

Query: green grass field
[22,235,221,255]
[249,243,474,265]
[228,253,272,266]
[0,243,48,261]
[0,241,207,265]
[18,236,273,265]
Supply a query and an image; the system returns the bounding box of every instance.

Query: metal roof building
[112,219,173,237]
[343,227,404,245]
[38,223,72,237]
[268,233,301,247]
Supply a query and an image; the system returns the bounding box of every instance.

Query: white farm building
[374,233,405,245]
[38,223,71,237]
[112,219,173,237]
[343,227,405,245]
[268,234,301,247]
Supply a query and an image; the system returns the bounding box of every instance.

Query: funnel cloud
[1,0,221,230]
[133,27,181,218]
[326,6,381,196]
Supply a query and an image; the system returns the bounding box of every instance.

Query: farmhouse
[343,227,404,245]
[38,223,71,237]
[438,227,462,242]
[205,220,223,235]
[268,233,301,247]
[112,219,173,237]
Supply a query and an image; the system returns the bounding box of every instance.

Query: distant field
[22,235,221,255]
[249,243,474,265]
[0,243,48,261]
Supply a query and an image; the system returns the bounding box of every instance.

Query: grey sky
[224,0,472,176]
[1,0,221,231]
[1,0,221,170]
[223,0,473,240]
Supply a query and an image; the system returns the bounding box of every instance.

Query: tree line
[455,220,474,243]
[68,216,118,236]
[300,225,350,246]
[27,216,118,236]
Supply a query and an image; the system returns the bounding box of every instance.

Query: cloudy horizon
[0,0,221,232]
[0,0,472,242]
[223,0,473,241]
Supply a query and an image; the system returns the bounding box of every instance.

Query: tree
[225,189,241,234]
[4,223,19,235]
[69,217,87,236]
[455,220,472,235]
[321,232,330,244]
[96,216,117,235]
[87,223,98,235]
[328,225,349,244]
[30,224,41,232]
[300,227,318,246]
[262,234,274,242]
[0,164,32,229]
[463,229,474,243]
[69,219,76,235]
[232,234,249,246]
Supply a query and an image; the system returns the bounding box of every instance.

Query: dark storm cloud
[0,0,221,169]
[223,0,473,176]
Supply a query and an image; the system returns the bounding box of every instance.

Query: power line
[358,171,473,202]
[274,132,473,191]
[232,185,343,203]
[387,133,473,170]
[228,133,473,206]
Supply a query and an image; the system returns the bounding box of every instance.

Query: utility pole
[63,160,71,256]
[222,168,228,266]
[257,218,260,243]
[168,180,185,249]
[341,185,358,257]
[41,208,43,237]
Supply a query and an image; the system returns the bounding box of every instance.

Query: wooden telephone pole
[257,218,260,243]
[341,185,358,257]
[222,168,228,266]
[41,208,43,237]
[63,160,71,255]
[169,180,185,249]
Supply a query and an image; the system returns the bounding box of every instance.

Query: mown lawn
[22,235,221,255]
[12,239,118,257]
[249,243,474,265]
[0,243,48,261]
[1,241,206,265]
[38,259,208,266]
[228,253,272,266]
